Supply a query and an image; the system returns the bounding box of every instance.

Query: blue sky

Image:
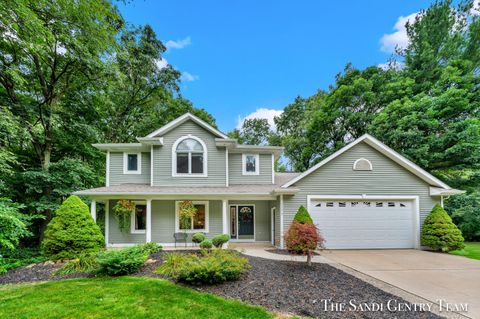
[118,0,434,132]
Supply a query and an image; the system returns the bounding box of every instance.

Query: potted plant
[112,199,136,233]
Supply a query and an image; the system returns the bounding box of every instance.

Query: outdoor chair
[173,232,188,248]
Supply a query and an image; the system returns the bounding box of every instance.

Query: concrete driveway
[324,249,480,318]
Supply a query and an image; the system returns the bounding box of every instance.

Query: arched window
[173,136,207,175]
[353,158,373,171]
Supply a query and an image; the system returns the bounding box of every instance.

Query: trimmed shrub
[157,250,249,285]
[199,239,212,249]
[285,221,324,266]
[192,232,206,244]
[96,246,148,276]
[293,205,313,224]
[421,204,465,252]
[212,234,230,248]
[42,196,104,260]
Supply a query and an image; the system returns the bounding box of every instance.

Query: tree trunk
[307,251,312,266]
[38,139,53,242]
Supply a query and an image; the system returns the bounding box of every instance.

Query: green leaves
[421,204,465,252]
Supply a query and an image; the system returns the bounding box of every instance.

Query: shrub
[157,250,249,285]
[0,248,46,274]
[212,234,230,248]
[285,221,324,266]
[421,204,465,252]
[446,193,480,241]
[0,199,37,251]
[293,205,313,224]
[199,239,212,249]
[192,232,206,244]
[55,253,99,275]
[137,243,162,255]
[96,246,147,276]
[42,196,104,260]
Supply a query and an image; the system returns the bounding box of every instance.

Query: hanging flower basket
[112,199,135,233]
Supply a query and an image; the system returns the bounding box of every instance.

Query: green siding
[282,142,439,240]
[229,153,273,184]
[108,200,145,244]
[152,120,227,186]
[109,152,151,185]
[229,200,271,241]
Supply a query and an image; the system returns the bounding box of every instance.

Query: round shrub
[96,246,148,276]
[42,196,104,260]
[293,205,313,224]
[192,232,206,244]
[421,204,465,252]
[285,221,324,266]
[199,239,212,249]
[137,243,162,255]
[212,234,230,248]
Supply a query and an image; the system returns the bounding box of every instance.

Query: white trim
[270,206,276,245]
[225,149,229,187]
[271,154,275,184]
[242,154,260,175]
[150,146,153,186]
[130,201,147,234]
[146,199,152,243]
[175,201,209,233]
[282,134,451,189]
[280,195,284,249]
[105,200,109,246]
[146,113,229,139]
[229,204,256,241]
[123,152,142,175]
[306,194,421,249]
[172,135,208,177]
[222,199,228,234]
[106,151,110,187]
[90,200,96,221]
[353,158,372,171]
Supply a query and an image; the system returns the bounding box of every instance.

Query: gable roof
[146,113,229,139]
[282,134,451,189]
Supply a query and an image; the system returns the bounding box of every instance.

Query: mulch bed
[265,248,320,256]
[0,251,442,319]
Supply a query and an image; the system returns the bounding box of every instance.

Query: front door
[237,205,254,238]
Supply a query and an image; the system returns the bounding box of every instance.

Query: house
[75,113,463,249]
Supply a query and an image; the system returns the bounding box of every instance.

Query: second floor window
[174,137,206,175]
[123,152,141,174]
[242,154,259,175]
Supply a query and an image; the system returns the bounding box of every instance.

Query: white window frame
[353,158,373,171]
[172,135,208,177]
[123,152,142,174]
[175,201,209,233]
[130,201,146,234]
[242,153,260,175]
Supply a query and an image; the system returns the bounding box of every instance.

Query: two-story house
[76,113,462,249]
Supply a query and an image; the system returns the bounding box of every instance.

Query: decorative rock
[44,261,55,266]
[25,264,37,269]
[145,258,156,265]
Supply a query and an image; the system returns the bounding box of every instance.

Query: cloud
[377,61,404,70]
[155,58,168,70]
[380,12,419,53]
[472,0,480,15]
[165,36,191,50]
[181,71,199,82]
[236,108,284,131]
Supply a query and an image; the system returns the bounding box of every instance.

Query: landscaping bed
[265,248,320,256]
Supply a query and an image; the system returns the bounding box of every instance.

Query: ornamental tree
[421,204,465,252]
[285,221,324,266]
[293,205,313,224]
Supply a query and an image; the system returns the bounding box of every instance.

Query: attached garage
[308,197,419,249]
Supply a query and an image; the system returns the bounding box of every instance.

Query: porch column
[280,195,284,249]
[90,200,96,221]
[105,200,109,246]
[146,199,152,243]
[222,199,228,234]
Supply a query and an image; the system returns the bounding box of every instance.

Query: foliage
[228,118,273,146]
[137,242,163,255]
[55,253,99,275]
[0,247,46,274]
[199,239,213,249]
[96,246,148,276]
[192,232,206,244]
[212,234,230,248]
[445,192,480,241]
[0,277,271,319]
[449,242,480,261]
[421,204,465,252]
[112,199,135,233]
[41,196,104,260]
[178,200,197,231]
[285,221,324,266]
[157,250,250,285]
[0,198,38,251]
[293,205,313,224]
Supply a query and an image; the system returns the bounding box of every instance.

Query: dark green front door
[238,205,254,236]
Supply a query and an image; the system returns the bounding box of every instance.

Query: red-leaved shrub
[284,221,324,265]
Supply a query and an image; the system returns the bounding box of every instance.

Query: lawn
[0,277,272,319]
[449,242,480,261]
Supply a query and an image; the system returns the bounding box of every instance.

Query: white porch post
[222,199,228,234]
[146,199,152,243]
[280,195,284,249]
[90,200,96,221]
[105,200,109,246]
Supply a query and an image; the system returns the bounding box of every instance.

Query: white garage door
[310,199,414,249]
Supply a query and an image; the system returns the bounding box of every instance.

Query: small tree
[293,205,313,224]
[178,200,197,235]
[421,204,465,252]
[285,221,324,266]
[0,199,37,251]
[42,196,104,260]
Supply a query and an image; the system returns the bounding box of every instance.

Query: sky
[117,0,436,133]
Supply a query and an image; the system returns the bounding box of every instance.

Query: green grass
[0,277,271,319]
[449,242,480,260]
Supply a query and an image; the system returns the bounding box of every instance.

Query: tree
[0,199,36,251]
[229,118,272,145]
[421,204,464,252]
[284,221,324,266]
[42,196,104,260]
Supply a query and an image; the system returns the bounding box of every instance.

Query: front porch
[89,198,277,247]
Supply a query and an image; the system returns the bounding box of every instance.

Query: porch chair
[173,232,188,248]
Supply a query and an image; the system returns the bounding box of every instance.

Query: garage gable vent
[353,158,372,171]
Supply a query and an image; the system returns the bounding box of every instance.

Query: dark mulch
[265,248,320,256]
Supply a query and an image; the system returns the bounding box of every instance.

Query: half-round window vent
[353,158,372,171]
